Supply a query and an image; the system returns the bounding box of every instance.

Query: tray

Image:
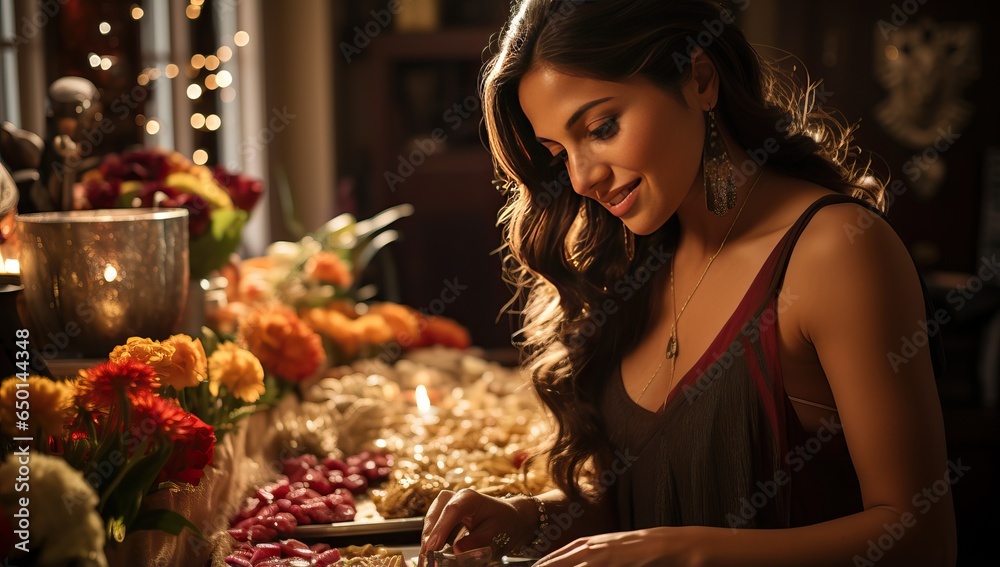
[294,498,424,537]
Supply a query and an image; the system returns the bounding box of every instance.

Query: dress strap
[756,192,947,380]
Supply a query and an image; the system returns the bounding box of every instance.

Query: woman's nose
[566,152,611,197]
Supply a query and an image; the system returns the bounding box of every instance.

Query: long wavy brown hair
[481,0,887,501]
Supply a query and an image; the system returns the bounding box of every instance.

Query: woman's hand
[534,527,695,567]
[417,488,539,566]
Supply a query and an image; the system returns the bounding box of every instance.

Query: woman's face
[518,65,707,235]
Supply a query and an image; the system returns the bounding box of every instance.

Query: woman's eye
[549,149,568,167]
[589,116,619,140]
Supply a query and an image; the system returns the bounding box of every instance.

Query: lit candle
[414,384,439,425]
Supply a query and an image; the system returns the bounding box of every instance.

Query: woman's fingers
[418,490,455,563]
[424,488,482,551]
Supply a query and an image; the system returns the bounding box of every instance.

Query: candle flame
[0,246,18,274]
[415,384,431,414]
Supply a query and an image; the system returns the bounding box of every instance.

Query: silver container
[16,208,189,358]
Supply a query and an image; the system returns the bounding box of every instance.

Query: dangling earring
[623,224,635,261]
[703,108,736,216]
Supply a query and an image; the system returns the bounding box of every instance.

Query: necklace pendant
[665,335,678,359]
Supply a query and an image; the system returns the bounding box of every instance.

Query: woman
[419,0,956,565]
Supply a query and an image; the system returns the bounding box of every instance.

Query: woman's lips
[606,179,640,217]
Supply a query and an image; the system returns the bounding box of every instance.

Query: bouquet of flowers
[76,148,263,279]
[209,204,472,366]
[0,332,268,549]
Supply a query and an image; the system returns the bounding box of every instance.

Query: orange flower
[368,302,422,347]
[75,359,159,410]
[349,313,395,345]
[240,306,325,382]
[301,307,359,359]
[160,334,208,389]
[422,316,472,349]
[304,251,353,288]
[207,342,266,402]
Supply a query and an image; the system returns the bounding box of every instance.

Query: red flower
[130,392,216,486]
[75,359,159,411]
[162,192,211,237]
[213,165,263,212]
[82,177,121,209]
[100,149,170,182]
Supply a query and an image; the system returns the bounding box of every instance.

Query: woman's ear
[686,47,720,111]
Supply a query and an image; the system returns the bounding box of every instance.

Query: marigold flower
[240,306,325,382]
[75,359,159,410]
[304,251,353,288]
[160,334,208,389]
[0,376,76,437]
[368,302,422,347]
[301,307,359,359]
[350,313,395,345]
[109,337,175,385]
[207,342,266,402]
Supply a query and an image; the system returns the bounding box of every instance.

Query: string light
[220,87,236,103]
[217,46,233,62]
[204,74,218,90]
[191,54,206,69]
[135,114,146,126]
[99,21,111,34]
[234,31,250,47]
[88,53,101,67]
[137,73,149,86]
[192,149,208,165]
[165,63,179,78]
[205,114,221,131]
[216,70,233,88]
[187,84,202,99]
[190,113,206,129]
[145,120,160,135]
[130,4,143,20]
[100,57,112,70]
[205,55,220,71]
[186,4,201,19]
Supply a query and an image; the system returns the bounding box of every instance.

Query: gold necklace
[635,170,764,406]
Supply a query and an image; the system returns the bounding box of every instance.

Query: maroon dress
[599,193,946,530]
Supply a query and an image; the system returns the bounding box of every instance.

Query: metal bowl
[16,208,189,358]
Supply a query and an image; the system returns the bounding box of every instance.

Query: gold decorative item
[16,208,189,358]
[395,0,440,31]
[874,18,980,199]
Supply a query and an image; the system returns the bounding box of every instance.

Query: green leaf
[200,326,221,356]
[189,208,249,279]
[129,508,204,537]
[101,438,174,530]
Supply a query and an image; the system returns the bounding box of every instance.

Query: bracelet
[502,493,549,556]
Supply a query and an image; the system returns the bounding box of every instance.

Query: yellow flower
[208,342,265,402]
[109,336,176,386]
[164,171,234,210]
[0,376,76,437]
[161,334,208,389]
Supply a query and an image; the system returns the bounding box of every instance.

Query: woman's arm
[536,202,958,567]
[688,202,957,567]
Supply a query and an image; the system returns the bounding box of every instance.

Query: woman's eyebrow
[536,96,616,143]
